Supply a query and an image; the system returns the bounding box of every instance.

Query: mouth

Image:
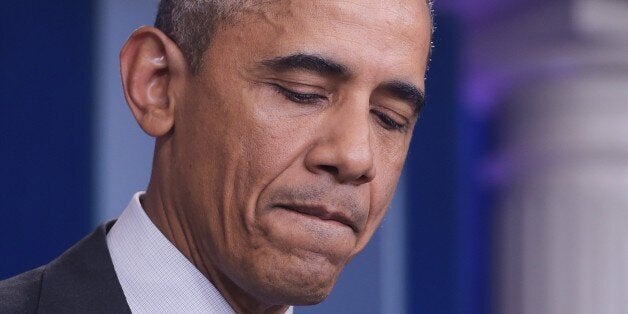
[275,203,358,233]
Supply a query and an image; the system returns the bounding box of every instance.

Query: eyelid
[269,78,328,95]
[372,110,409,132]
[267,80,411,132]
[271,83,326,104]
[372,89,418,120]
[372,101,411,123]
[369,97,415,133]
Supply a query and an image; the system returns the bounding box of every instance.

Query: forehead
[212,0,431,83]
[250,0,429,26]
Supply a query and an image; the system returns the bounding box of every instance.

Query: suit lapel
[37,221,131,313]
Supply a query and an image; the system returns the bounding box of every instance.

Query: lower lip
[263,206,357,259]
[275,206,354,232]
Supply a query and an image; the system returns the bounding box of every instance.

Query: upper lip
[276,203,358,233]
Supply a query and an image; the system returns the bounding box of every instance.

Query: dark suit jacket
[0,221,131,313]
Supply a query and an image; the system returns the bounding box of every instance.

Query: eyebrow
[261,53,350,77]
[380,80,425,115]
[261,53,425,114]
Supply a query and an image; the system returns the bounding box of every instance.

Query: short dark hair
[155,0,248,74]
[155,0,434,74]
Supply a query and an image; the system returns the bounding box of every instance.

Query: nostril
[318,165,339,176]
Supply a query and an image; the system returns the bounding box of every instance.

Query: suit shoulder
[0,266,45,313]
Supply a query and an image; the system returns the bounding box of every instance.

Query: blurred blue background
[3,1,627,313]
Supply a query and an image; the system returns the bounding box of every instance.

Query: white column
[493,74,628,314]
[462,0,628,313]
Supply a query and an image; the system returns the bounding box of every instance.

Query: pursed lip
[275,203,358,233]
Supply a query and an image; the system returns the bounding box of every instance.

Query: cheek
[370,174,400,226]
[213,84,320,233]
[239,86,321,184]
[357,138,407,242]
[373,132,408,193]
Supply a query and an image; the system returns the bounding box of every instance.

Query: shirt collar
[108,192,297,313]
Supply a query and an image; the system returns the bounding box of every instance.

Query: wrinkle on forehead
[329,0,430,45]
[308,0,431,69]
[237,0,430,35]
[217,0,430,81]
[236,0,293,29]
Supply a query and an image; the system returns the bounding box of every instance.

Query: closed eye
[371,110,408,132]
[272,84,326,104]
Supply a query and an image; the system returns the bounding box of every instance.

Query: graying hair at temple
[155,0,434,74]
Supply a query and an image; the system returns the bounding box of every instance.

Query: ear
[119,26,188,137]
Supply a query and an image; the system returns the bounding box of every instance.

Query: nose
[304,102,376,185]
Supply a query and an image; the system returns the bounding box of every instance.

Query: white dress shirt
[106,192,294,313]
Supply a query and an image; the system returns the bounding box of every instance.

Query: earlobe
[120,26,187,137]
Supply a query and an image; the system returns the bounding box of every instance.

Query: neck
[141,153,290,313]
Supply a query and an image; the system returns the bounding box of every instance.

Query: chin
[254,275,337,306]
[239,250,344,306]
[286,287,333,306]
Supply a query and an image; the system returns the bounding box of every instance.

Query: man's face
[169,0,431,305]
